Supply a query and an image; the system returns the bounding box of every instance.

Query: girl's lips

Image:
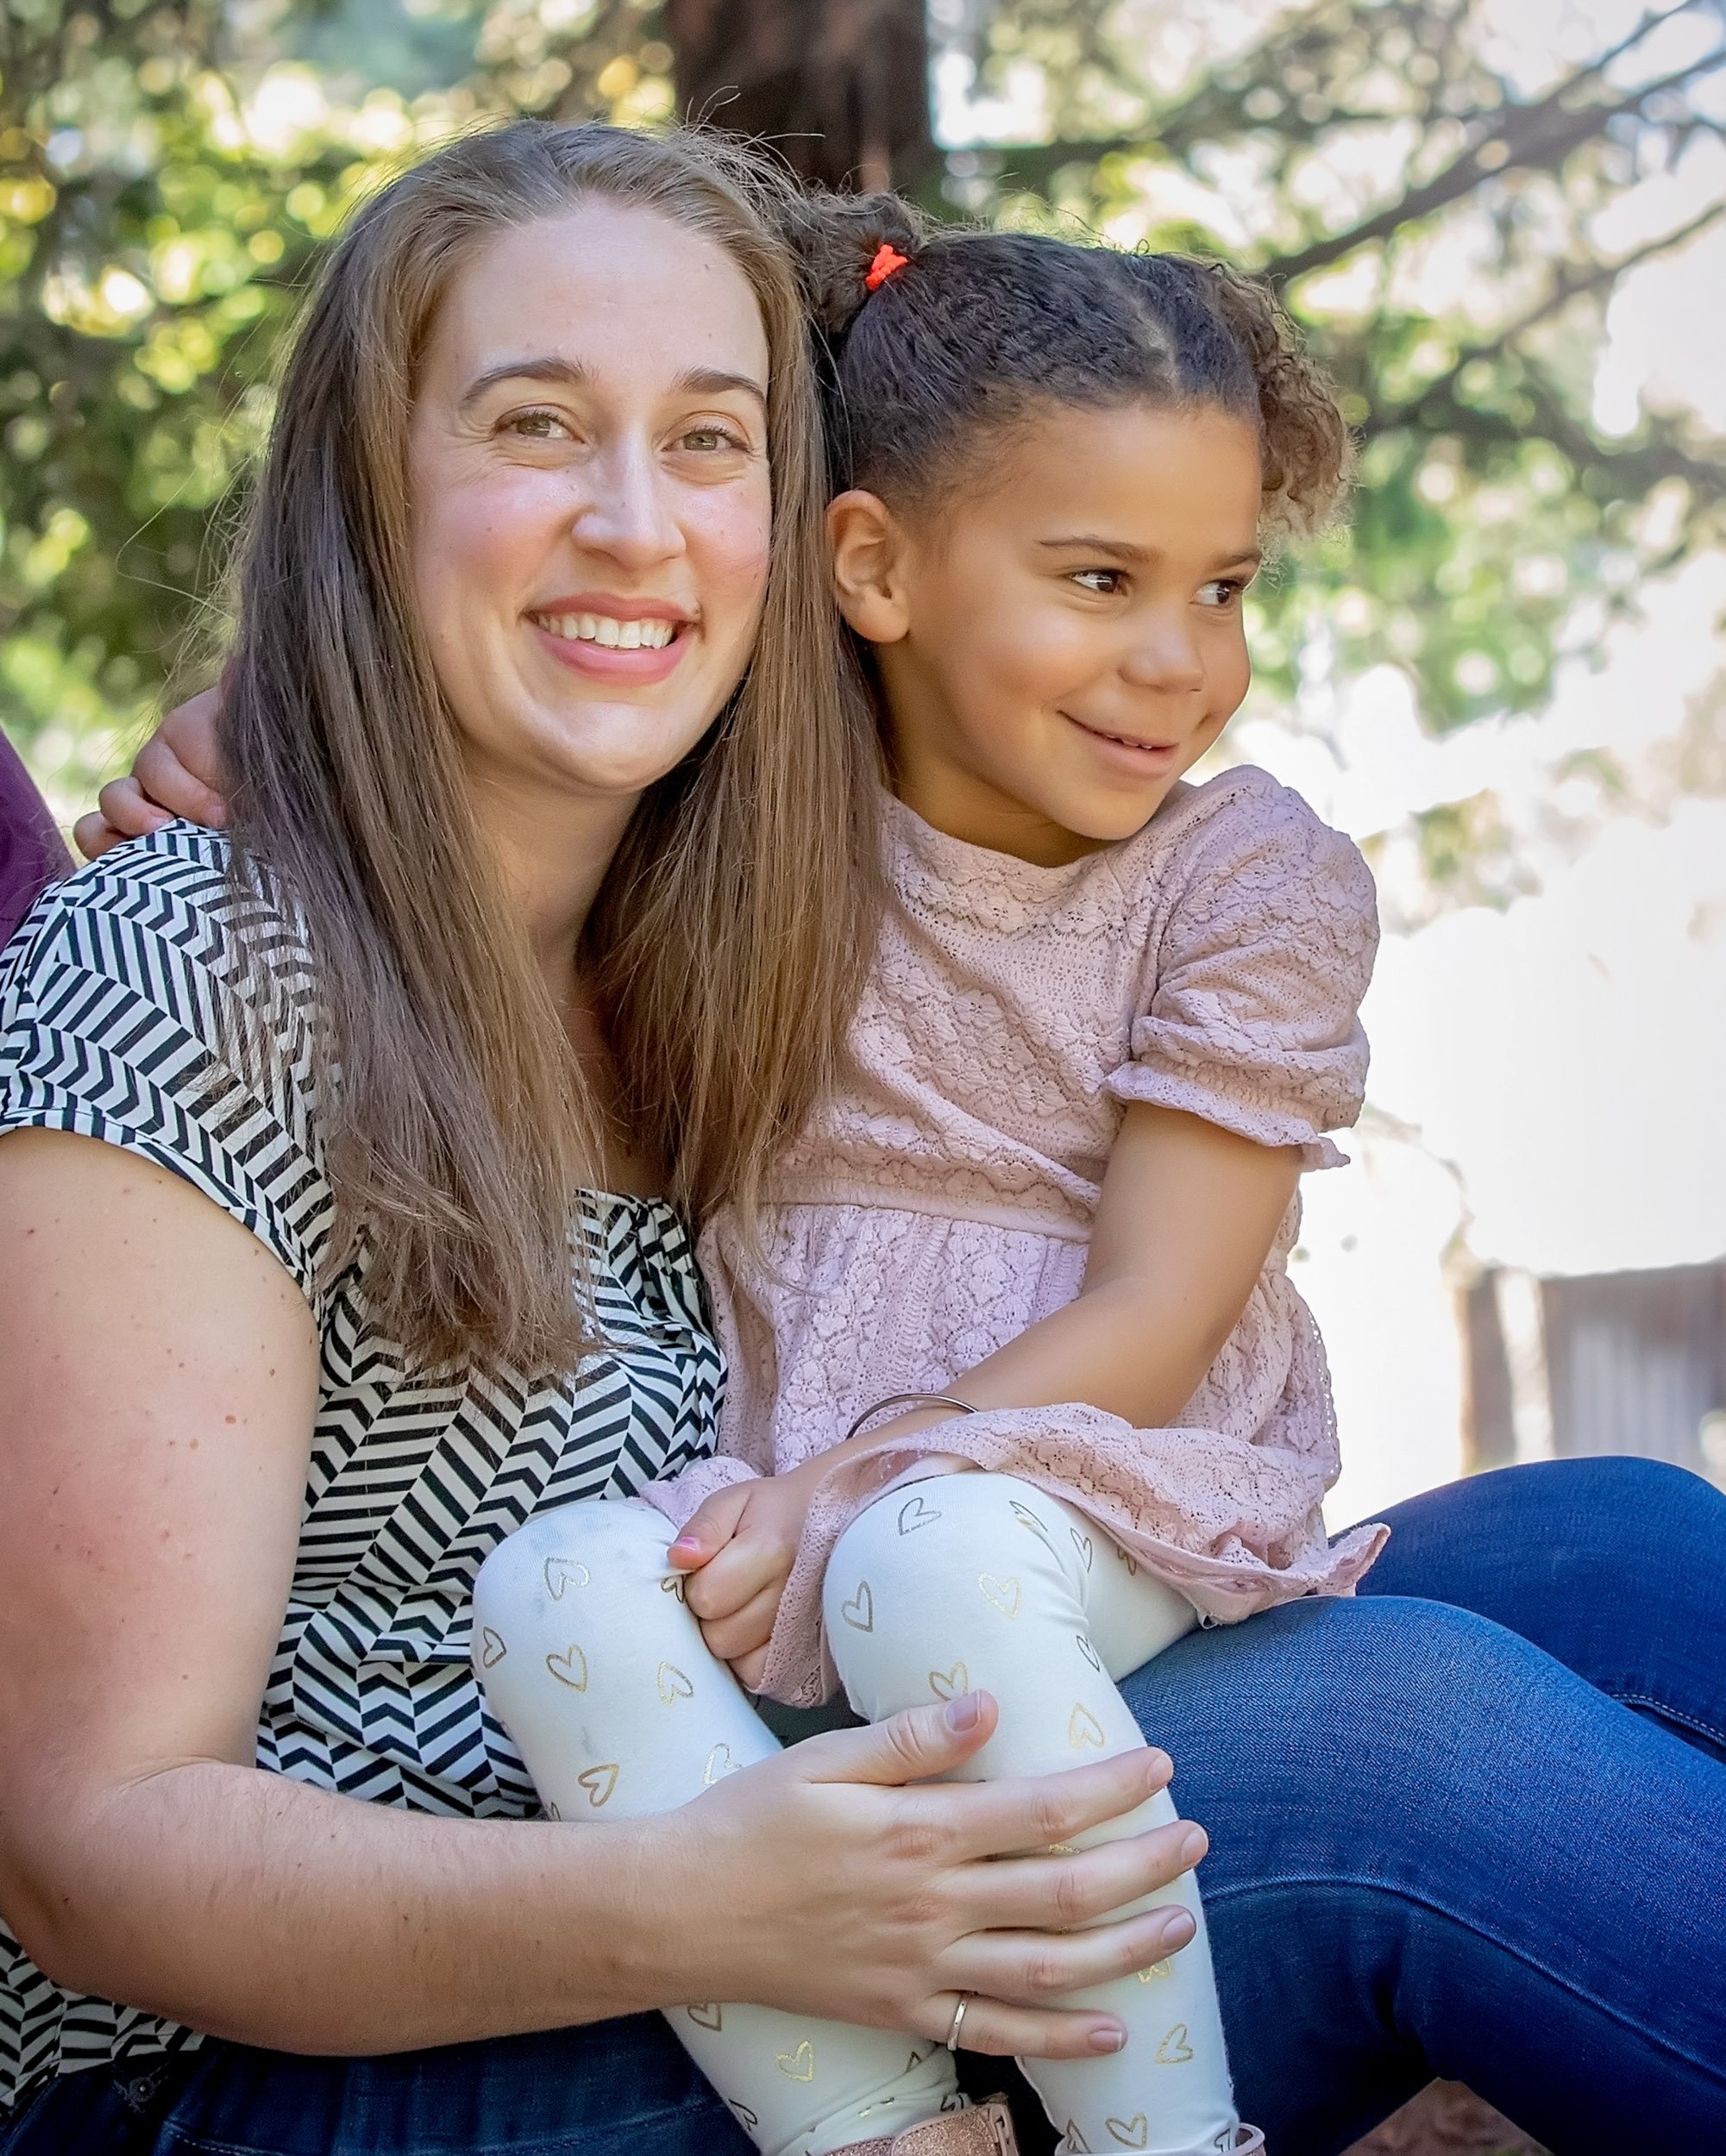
[529,616,691,685]
[1063,711,1183,774]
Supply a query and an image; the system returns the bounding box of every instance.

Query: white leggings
[473,1474,1240,2156]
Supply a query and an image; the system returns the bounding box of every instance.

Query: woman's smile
[527,592,697,682]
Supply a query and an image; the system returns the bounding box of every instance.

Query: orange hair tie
[864,241,909,291]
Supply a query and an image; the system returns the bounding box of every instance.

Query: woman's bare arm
[0,1130,1202,2059]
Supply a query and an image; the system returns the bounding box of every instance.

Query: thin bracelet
[842,1392,979,1445]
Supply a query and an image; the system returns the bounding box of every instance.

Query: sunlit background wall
[3,0,1722,1525]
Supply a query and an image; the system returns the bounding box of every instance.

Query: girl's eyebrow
[1038,535,1263,573]
[460,356,767,412]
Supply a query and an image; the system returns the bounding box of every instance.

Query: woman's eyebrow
[459,357,766,412]
[460,355,591,411]
[675,366,768,408]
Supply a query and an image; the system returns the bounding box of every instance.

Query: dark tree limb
[665,0,936,189]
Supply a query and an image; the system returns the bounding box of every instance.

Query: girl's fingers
[92,776,169,843]
[681,1527,794,1624]
[945,1903,1196,2008]
[667,1484,753,1570]
[971,1820,1207,1932]
[72,812,125,862]
[132,726,228,827]
[918,1994,1126,2064]
[694,1580,781,1664]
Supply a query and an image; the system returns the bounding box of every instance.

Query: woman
[12,122,1726,2153]
[0,122,1204,2156]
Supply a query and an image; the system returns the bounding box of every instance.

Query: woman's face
[409,200,773,812]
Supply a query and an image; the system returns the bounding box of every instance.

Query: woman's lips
[528,610,693,684]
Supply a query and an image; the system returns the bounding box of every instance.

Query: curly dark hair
[781,190,1351,536]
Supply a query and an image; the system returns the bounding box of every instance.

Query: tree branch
[1256,41,1726,284]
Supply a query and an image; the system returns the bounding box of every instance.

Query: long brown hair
[221,121,882,1372]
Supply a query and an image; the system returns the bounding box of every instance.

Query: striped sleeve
[0,827,333,1309]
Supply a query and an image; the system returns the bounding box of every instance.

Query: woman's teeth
[536,612,677,649]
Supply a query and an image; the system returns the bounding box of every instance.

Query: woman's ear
[826,491,911,645]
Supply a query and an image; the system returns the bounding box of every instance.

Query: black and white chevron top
[0,824,725,2108]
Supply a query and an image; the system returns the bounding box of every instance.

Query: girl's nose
[569,441,686,568]
[1120,612,1206,694]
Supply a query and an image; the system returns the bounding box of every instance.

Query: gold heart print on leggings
[978,1572,1020,1618]
[897,1493,942,1535]
[1067,1702,1106,1749]
[544,1643,587,1690]
[775,2040,816,2083]
[576,1762,618,1808]
[840,1580,875,1631]
[1154,2022,1196,2064]
[543,1556,588,1600]
[1105,2115,1148,2148]
[477,1627,507,1669]
[927,1662,970,1702]
[656,1660,694,1705]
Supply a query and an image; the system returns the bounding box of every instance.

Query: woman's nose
[570,441,686,567]
[1121,612,1206,694]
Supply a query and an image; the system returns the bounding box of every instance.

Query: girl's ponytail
[1203,261,1353,535]
[780,188,931,339]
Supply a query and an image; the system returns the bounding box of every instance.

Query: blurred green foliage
[3,0,1723,831]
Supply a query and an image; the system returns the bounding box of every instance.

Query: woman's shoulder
[1,822,331,1307]
[3,822,305,1000]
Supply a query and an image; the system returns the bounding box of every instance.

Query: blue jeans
[6,1457,1723,2154]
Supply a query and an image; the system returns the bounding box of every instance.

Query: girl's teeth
[540,612,676,649]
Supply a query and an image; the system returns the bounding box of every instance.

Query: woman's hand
[73,685,229,859]
[668,1469,819,1684]
[641,1688,1205,2059]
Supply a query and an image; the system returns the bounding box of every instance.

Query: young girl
[475,204,1384,2156]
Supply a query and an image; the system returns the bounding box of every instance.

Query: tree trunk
[666,0,937,191]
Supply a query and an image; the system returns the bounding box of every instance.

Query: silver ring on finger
[945,1992,970,2050]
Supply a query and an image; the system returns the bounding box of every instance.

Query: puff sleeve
[1106,774,1379,1168]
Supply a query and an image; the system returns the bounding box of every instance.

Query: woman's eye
[676,424,747,454]
[1071,569,1126,596]
[1197,578,1246,608]
[503,408,571,442]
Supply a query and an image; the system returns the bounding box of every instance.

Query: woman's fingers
[932,1743,1179,1865]
[973,1818,1207,1933]
[944,1902,1196,2014]
[798,1691,998,1788]
[919,1995,1128,2063]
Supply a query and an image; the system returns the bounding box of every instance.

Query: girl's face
[834,401,1263,866]
[409,201,773,818]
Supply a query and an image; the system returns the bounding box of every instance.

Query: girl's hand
[73,686,229,860]
[667,1470,819,1685]
[641,1689,1207,2059]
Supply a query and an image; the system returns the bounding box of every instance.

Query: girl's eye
[503,408,571,442]
[1197,578,1247,608]
[1070,569,1126,596]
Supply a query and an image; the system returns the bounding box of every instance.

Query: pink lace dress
[649,767,1389,1705]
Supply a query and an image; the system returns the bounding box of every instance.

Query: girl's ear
[827,491,912,645]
